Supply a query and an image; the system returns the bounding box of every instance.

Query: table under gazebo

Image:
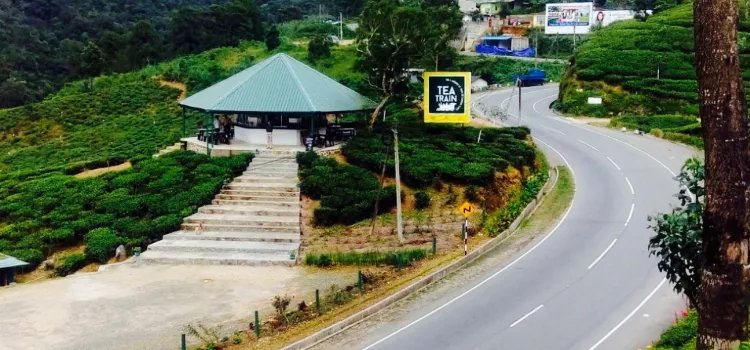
[177,53,376,156]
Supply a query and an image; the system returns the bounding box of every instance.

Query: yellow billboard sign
[423,72,471,124]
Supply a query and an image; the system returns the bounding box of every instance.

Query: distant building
[0,254,28,286]
[475,0,512,16]
[471,77,489,92]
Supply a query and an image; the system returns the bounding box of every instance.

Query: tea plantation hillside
[0,41,365,175]
[557,3,750,117]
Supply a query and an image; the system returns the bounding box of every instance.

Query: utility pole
[517,78,522,126]
[340,12,343,40]
[393,126,404,243]
[535,30,539,69]
[573,22,577,49]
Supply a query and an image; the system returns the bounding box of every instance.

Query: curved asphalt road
[312,85,699,350]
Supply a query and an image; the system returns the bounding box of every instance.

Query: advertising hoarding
[545,2,593,34]
[423,72,471,124]
[594,10,635,27]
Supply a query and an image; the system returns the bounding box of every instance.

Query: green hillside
[558,3,750,117]
[0,41,364,175]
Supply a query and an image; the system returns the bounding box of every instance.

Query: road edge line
[281,166,563,350]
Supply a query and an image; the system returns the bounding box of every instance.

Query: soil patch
[73,161,132,179]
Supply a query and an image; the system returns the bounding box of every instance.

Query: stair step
[212,199,299,207]
[199,205,299,217]
[233,177,298,184]
[185,214,299,227]
[181,223,300,233]
[147,239,299,254]
[241,171,298,177]
[225,184,299,193]
[164,230,299,243]
[139,250,296,266]
[220,189,299,196]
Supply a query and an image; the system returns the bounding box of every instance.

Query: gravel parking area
[0,262,351,350]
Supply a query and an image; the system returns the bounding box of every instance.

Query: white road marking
[587,239,618,270]
[578,140,600,152]
[576,126,678,176]
[539,124,567,135]
[606,156,621,171]
[510,304,545,328]
[360,138,576,350]
[532,94,558,114]
[624,203,635,227]
[625,177,635,195]
[587,279,668,350]
[501,87,559,109]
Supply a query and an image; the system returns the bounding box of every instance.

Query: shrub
[84,228,120,263]
[54,253,87,276]
[654,309,697,348]
[299,154,397,226]
[414,190,431,209]
[465,185,479,202]
[304,249,431,268]
[650,128,665,138]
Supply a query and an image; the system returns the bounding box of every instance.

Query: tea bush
[610,115,703,149]
[342,104,536,187]
[0,151,250,270]
[54,253,87,277]
[558,2,750,116]
[84,228,121,264]
[297,152,397,226]
[486,159,549,236]
[414,190,431,209]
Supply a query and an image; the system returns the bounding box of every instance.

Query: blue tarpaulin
[475,45,536,57]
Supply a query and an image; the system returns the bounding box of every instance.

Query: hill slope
[557,3,750,117]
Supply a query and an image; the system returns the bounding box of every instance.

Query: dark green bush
[84,228,120,263]
[414,190,431,209]
[299,153,397,226]
[54,253,87,276]
[487,162,549,236]
[464,185,479,202]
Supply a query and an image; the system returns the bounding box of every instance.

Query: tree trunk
[694,0,750,348]
[368,95,390,129]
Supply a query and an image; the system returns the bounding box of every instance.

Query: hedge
[297,152,397,226]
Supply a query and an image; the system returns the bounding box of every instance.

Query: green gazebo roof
[179,53,377,114]
[0,254,28,269]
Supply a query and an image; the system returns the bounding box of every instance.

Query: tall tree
[80,41,105,91]
[266,25,281,51]
[356,0,426,127]
[126,21,162,69]
[693,0,750,347]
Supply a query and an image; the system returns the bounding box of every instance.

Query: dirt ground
[73,161,132,179]
[0,262,352,350]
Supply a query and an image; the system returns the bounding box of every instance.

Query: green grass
[304,249,430,268]
[558,2,750,117]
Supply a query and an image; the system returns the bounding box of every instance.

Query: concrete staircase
[154,142,183,158]
[140,153,301,266]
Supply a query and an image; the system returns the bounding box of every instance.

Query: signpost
[459,201,474,255]
[423,72,471,124]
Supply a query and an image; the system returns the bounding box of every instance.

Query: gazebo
[178,53,376,156]
[0,254,28,286]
